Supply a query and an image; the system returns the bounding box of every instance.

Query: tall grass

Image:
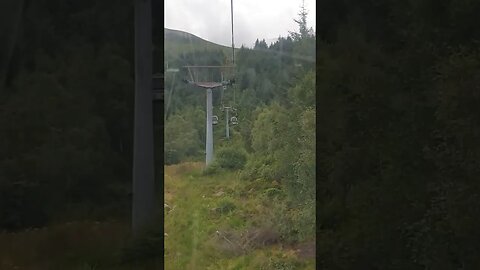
[164,162,315,269]
[0,220,129,270]
[0,161,314,269]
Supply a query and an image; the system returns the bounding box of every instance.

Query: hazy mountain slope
[164,28,233,64]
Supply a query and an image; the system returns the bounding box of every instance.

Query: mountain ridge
[164,28,234,64]
[165,28,231,48]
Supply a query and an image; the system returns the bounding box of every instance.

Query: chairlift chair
[230,116,238,125]
[212,115,219,125]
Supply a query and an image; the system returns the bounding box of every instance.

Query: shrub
[202,162,221,175]
[240,155,276,181]
[269,199,315,244]
[263,187,285,199]
[216,197,237,214]
[215,147,247,170]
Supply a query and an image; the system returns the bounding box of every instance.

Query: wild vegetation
[163,162,315,269]
[315,0,480,269]
[1,0,480,269]
[162,3,316,268]
[0,0,315,268]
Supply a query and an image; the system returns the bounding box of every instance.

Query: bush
[202,162,221,175]
[240,155,276,181]
[216,197,237,214]
[215,147,247,170]
[263,187,285,199]
[269,199,315,244]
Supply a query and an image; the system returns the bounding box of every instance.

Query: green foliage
[266,198,315,244]
[216,197,237,214]
[215,147,247,171]
[202,162,221,176]
[1,1,316,268]
[242,71,316,209]
[263,187,285,199]
[164,163,314,270]
[165,113,202,164]
[261,257,304,270]
[313,1,480,268]
[289,0,315,42]
[240,155,276,181]
[289,71,315,108]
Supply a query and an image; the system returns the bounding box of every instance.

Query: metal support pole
[0,0,24,87]
[206,88,214,165]
[132,0,154,235]
[230,0,235,64]
[225,108,230,140]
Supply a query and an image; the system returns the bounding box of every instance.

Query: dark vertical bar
[0,0,24,88]
[133,0,154,234]
[226,108,230,140]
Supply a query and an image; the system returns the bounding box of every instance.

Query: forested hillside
[0,0,316,268]
[164,28,232,63]
[163,4,316,268]
[315,0,480,269]
[1,0,479,269]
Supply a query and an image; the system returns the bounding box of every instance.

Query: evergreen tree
[289,0,313,41]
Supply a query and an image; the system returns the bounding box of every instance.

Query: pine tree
[289,0,312,41]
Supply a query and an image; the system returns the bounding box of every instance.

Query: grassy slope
[164,162,315,270]
[0,220,130,270]
[164,28,234,63]
[0,162,314,269]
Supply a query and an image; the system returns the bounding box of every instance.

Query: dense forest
[0,0,480,269]
[0,0,317,268]
[162,4,316,269]
[316,0,480,269]
[0,1,163,268]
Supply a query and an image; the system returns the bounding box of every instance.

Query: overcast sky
[165,0,316,48]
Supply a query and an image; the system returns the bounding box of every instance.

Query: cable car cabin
[230,116,238,125]
[212,115,219,125]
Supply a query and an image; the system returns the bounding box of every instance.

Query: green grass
[164,162,315,270]
[0,162,314,269]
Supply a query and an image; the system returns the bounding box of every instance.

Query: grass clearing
[164,162,315,269]
[0,161,314,269]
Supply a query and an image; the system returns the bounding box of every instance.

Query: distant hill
[164,28,233,64]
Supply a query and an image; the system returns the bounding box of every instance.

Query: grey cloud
[165,0,315,48]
